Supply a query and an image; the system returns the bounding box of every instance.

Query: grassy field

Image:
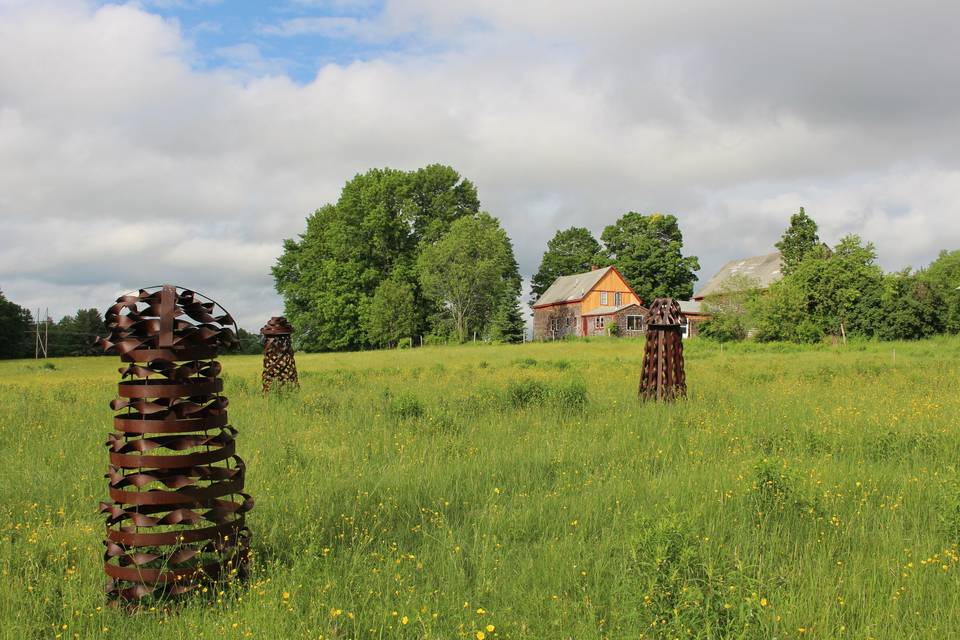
[2,336,960,639]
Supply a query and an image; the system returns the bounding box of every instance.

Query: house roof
[581,302,646,317]
[693,252,783,299]
[678,299,703,314]
[533,266,615,307]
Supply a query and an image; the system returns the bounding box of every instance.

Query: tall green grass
[1,337,960,638]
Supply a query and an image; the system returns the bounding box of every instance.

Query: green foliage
[877,270,943,340]
[365,274,416,348]
[273,165,480,351]
[754,236,883,342]
[0,290,32,359]
[921,249,960,332]
[235,328,263,355]
[46,308,106,357]
[529,227,602,305]
[417,213,522,343]
[775,207,821,275]
[699,274,761,342]
[599,212,700,302]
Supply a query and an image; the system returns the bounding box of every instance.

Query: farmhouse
[693,251,783,300]
[532,266,649,339]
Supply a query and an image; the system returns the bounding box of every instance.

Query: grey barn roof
[533,266,613,307]
[678,299,704,315]
[693,251,783,299]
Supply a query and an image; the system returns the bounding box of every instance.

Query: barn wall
[533,303,581,340]
[581,269,639,313]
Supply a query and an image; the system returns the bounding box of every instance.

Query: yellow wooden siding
[580,269,638,314]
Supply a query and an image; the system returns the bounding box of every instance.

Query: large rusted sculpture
[97,285,252,603]
[638,298,687,402]
[260,316,299,393]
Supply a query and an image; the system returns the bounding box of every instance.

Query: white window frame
[594,316,605,330]
[626,315,643,331]
[600,291,608,305]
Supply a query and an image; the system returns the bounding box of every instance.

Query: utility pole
[34,308,49,359]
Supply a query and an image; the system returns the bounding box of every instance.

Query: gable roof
[533,266,615,307]
[693,252,783,300]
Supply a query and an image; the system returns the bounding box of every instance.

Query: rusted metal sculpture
[260,316,299,393]
[638,297,687,402]
[97,285,252,603]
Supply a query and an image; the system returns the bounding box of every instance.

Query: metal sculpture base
[638,298,687,402]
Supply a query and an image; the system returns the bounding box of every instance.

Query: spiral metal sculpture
[638,298,687,402]
[260,317,299,393]
[97,284,253,603]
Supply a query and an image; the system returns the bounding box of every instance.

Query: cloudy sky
[2,0,959,329]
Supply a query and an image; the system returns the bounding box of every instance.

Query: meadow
[2,336,960,639]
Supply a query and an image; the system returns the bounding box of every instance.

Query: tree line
[700,208,960,343]
[0,293,264,360]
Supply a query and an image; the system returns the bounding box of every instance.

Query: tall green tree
[365,273,417,348]
[487,239,525,343]
[752,277,822,343]
[920,249,960,333]
[878,270,943,341]
[530,227,602,306]
[599,212,699,302]
[775,207,820,275]
[754,236,884,342]
[0,291,32,359]
[417,213,521,343]
[47,308,105,356]
[273,165,480,351]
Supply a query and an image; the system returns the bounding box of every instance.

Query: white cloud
[1,0,960,329]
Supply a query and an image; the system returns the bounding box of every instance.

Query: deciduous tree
[417,213,520,343]
[0,291,32,359]
[273,165,480,351]
[775,207,820,275]
[599,212,699,302]
[530,227,602,306]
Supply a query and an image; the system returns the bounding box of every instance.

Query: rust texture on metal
[260,316,299,393]
[638,297,687,402]
[97,285,252,602]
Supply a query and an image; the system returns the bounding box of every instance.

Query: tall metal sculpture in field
[260,316,299,393]
[97,285,252,603]
[638,297,687,402]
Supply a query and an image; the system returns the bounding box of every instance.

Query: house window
[594,316,605,330]
[600,291,608,305]
[550,318,559,331]
[614,292,622,307]
[626,315,644,331]
[565,316,572,327]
